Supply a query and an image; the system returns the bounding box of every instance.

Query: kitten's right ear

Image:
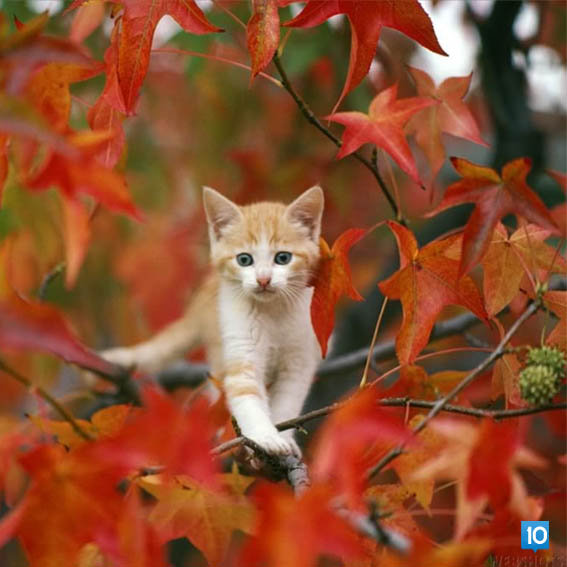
[285,185,324,241]
[202,187,242,239]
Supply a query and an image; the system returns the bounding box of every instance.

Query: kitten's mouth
[254,287,275,294]
[252,286,277,299]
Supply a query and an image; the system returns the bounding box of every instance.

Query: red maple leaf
[428,157,559,275]
[378,221,488,364]
[312,386,413,511]
[0,293,120,377]
[326,83,436,183]
[68,0,222,114]
[93,387,219,487]
[0,444,133,566]
[406,67,487,180]
[237,483,364,567]
[0,134,7,205]
[247,0,280,78]
[23,129,141,218]
[310,228,368,357]
[284,0,446,110]
[87,25,127,168]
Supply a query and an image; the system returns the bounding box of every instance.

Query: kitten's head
[203,186,324,303]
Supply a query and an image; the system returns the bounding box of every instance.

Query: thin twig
[0,358,94,441]
[360,297,388,388]
[152,47,282,87]
[211,391,565,456]
[367,300,541,479]
[272,51,403,224]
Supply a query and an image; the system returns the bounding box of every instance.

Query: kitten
[100,186,324,456]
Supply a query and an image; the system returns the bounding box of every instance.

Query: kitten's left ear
[203,186,242,240]
[285,185,324,241]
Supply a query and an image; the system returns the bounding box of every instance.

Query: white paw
[246,428,301,458]
[99,347,139,370]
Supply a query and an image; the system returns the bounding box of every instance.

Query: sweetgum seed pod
[519,364,561,406]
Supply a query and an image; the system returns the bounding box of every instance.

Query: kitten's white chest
[217,281,319,381]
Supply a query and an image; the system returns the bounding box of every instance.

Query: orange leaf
[407,68,487,180]
[379,221,487,364]
[25,60,103,132]
[62,197,91,288]
[392,415,444,510]
[284,0,446,111]
[411,418,546,539]
[482,223,566,316]
[70,0,106,43]
[326,83,436,184]
[544,290,566,349]
[428,157,559,275]
[140,471,255,565]
[29,404,135,450]
[310,228,367,357]
[0,293,120,376]
[247,0,280,78]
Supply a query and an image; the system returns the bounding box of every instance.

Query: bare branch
[0,358,94,441]
[272,51,403,224]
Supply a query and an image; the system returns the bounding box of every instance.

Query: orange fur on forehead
[222,201,313,247]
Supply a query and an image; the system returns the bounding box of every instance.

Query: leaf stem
[0,358,94,441]
[272,51,403,224]
[152,47,282,88]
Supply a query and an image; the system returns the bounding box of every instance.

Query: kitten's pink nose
[256,276,271,288]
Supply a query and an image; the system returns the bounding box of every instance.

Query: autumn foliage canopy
[0,1,565,566]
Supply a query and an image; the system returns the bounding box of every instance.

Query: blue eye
[274,251,292,265]
[236,253,254,267]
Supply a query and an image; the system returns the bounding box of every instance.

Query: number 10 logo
[521,521,549,552]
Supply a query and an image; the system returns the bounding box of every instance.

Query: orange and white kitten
[101,186,324,456]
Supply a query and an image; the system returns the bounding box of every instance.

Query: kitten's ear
[285,185,324,241]
[202,187,242,239]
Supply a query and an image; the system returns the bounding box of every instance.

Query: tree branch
[0,358,94,441]
[272,51,403,224]
[211,394,565,457]
[367,299,541,479]
[158,310,483,391]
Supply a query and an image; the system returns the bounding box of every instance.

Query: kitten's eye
[236,253,254,267]
[274,251,292,265]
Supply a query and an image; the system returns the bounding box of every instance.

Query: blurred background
[0,0,565,564]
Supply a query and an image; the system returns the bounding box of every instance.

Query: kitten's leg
[100,311,199,373]
[268,354,319,456]
[224,361,300,456]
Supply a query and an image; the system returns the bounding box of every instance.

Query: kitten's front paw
[245,428,301,458]
[99,347,139,371]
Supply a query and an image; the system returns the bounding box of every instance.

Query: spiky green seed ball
[519,364,561,406]
[525,346,566,379]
